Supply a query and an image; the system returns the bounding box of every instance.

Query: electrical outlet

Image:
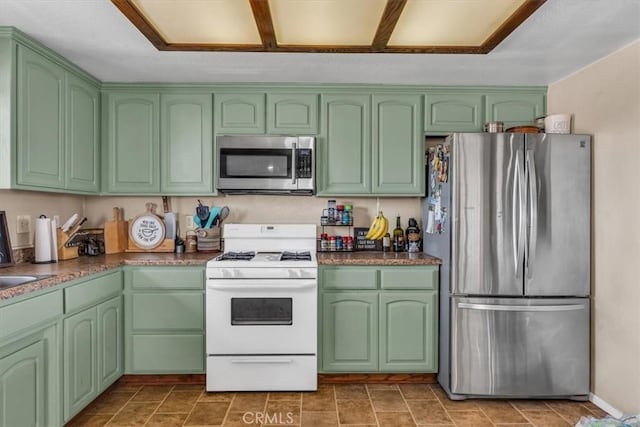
[185,214,195,230]
[16,215,31,234]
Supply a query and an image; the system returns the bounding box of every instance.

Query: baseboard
[318,373,437,383]
[589,393,624,419]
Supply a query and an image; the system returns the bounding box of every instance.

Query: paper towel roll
[35,217,54,263]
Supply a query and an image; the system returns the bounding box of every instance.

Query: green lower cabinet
[322,292,378,372]
[97,296,123,392]
[379,292,437,372]
[0,323,60,427]
[124,266,205,374]
[63,295,123,422]
[63,308,98,420]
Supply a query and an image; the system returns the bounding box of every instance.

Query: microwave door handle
[291,142,297,185]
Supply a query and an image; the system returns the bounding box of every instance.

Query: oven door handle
[207,282,316,291]
[230,358,293,364]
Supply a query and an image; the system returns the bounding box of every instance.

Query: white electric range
[205,224,318,391]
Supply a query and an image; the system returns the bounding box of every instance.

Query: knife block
[56,228,79,261]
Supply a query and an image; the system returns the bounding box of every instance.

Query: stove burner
[218,251,256,261]
[280,251,312,261]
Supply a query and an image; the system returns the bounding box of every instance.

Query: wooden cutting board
[104,207,128,254]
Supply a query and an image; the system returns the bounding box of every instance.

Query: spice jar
[346,236,353,251]
[329,236,336,251]
[336,235,343,251]
[320,233,329,251]
[336,205,344,224]
[327,200,337,223]
[342,204,352,225]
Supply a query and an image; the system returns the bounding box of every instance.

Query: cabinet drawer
[65,271,122,313]
[126,267,203,290]
[380,267,438,290]
[321,267,378,290]
[131,293,203,331]
[0,290,63,338]
[130,334,204,373]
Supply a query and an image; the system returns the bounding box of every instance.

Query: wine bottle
[393,216,404,252]
[406,217,421,253]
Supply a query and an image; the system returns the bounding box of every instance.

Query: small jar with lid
[342,204,352,225]
[320,233,329,251]
[329,236,337,251]
[346,236,353,251]
[327,200,337,223]
[336,205,344,224]
[336,235,343,251]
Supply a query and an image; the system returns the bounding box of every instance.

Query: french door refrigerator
[423,132,591,400]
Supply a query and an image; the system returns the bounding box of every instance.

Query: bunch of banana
[365,211,389,240]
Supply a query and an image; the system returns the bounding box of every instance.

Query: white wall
[548,40,640,414]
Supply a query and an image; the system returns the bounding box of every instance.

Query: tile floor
[67,381,608,427]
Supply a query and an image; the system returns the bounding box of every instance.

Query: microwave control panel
[295,149,313,178]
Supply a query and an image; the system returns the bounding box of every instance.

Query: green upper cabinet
[66,74,99,192]
[424,93,484,133]
[16,45,65,189]
[318,94,371,195]
[214,92,265,134]
[160,93,213,193]
[485,92,546,129]
[267,93,319,134]
[103,92,160,193]
[372,94,424,195]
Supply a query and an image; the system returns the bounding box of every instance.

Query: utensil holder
[196,227,221,252]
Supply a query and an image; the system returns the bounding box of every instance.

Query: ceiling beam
[372,0,408,52]
[111,0,168,50]
[481,0,546,53]
[249,0,277,50]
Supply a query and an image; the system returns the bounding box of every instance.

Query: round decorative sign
[129,203,165,250]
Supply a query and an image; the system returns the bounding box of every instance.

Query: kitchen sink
[0,274,54,289]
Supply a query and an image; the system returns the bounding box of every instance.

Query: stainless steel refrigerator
[423,132,591,400]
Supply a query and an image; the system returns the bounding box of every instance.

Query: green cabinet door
[322,292,378,372]
[214,93,265,134]
[161,93,213,193]
[379,292,437,372]
[318,94,371,195]
[103,92,160,193]
[63,307,98,421]
[373,94,423,195]
[16,45,65,189]
[425,93,484,133]
[485,93,546,129]
[66,74,99,192]
[0,338,46,427]
[267,93,319,134]
[97,296,123,393]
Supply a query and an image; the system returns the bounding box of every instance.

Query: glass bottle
[405,217,421,253]
[383,233,391,252]
[392,216,404,252]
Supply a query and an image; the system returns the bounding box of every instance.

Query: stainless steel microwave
[216,135,315,195]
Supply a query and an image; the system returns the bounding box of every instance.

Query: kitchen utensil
[196,200,210,224]
[129,203,165,250]
[484,121,504,133]
[104,207,128,254]
[61,213,79,233]
[205,206,221,229]
[67,217,87,240]
[162,196,177,240]
[505,125,540,133]
[545,113,572,134]
[216,206,230,226]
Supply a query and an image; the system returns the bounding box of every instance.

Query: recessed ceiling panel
[388,0,527,46]
[132,0,261,44]
[269,0,387,45]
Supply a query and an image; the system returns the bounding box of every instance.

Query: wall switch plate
[16,215,31,234]
[185,214,195,230]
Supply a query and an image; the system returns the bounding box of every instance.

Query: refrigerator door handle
[457,302,586,312]
[512,149,525,278]
[526,150,538,278]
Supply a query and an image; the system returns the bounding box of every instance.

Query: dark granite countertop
[1,251,440,302]
[317,251,441,266]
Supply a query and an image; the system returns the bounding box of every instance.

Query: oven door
[206,279,317,355]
